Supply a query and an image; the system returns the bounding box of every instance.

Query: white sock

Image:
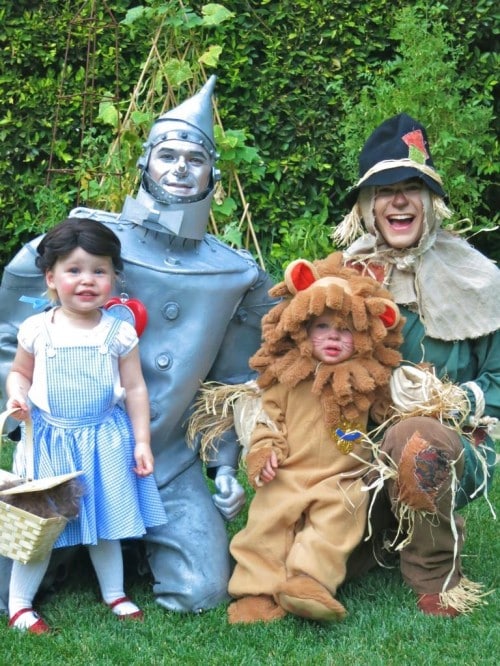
[9,554,51,628]
[87,539,137,611]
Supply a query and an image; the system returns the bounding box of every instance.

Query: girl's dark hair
[36,217,123,272]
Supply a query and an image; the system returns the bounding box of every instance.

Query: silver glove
[212,465,246,521]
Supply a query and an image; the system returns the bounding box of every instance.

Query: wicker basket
[0,500,67,564]
[0,408,80,564]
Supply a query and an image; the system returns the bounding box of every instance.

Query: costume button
[161,302,180,320]
[155,353,172,370]
[236,308,248,323]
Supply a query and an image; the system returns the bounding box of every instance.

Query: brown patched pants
[346,416,465,595]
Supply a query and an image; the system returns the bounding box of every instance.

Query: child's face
[307,312,354,365]
[45,247,115,313]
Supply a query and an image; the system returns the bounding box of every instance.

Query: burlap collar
[345,192,500,340]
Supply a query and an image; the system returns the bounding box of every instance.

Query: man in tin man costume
[0,76,275,613]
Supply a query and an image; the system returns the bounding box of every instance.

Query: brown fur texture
[275,575,347,621]
[227,595,287,624]
[250,252,404,429]
[0,478,85,519]
[245,447,275,489]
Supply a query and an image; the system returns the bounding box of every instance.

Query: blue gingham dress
[18,311,166,547]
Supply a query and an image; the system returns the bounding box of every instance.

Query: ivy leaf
[201,4,235,26]
[121,6,146,26]
[219,220,243,247]
[161,59,193,87]
[130,111,154,127]
[213,196,237,217]
[97,100,120,128]
[199,45,223,68]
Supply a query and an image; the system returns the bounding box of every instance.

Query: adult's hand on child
[212,465,246,521]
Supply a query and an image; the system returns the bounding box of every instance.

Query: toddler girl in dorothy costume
[5,217,166,633]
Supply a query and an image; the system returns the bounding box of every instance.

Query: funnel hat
[138,75,218,172]
[128,76,221,239]
[345,114,446,207]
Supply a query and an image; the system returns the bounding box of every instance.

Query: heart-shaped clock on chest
[104,294,148,337]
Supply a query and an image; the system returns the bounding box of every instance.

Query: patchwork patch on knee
[397,432,451,512]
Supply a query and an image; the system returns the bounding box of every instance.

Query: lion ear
[284,259,320,295]
[378,299,401,329]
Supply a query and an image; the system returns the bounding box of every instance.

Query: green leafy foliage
[337,3,499,240]
[0,0,136,259]
[0,0,498,272]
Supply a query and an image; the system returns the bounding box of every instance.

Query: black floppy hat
[345,113,447,207]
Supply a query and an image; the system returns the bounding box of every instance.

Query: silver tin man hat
[138,75,218,173]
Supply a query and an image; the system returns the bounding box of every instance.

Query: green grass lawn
[1,437,498,666]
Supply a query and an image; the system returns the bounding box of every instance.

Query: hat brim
[344,166,447,208]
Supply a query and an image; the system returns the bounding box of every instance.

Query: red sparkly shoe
[8,608,51,634]
[107,596,144,621]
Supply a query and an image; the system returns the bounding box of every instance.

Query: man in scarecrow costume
[333,113,500,616]
[0,76,275,613]
[226,253,404,623]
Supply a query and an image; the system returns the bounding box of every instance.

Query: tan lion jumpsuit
[228,379,370,599]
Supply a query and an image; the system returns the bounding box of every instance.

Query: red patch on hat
[402,129,429,164]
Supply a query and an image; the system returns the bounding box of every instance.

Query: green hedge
[0,0,498,277]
